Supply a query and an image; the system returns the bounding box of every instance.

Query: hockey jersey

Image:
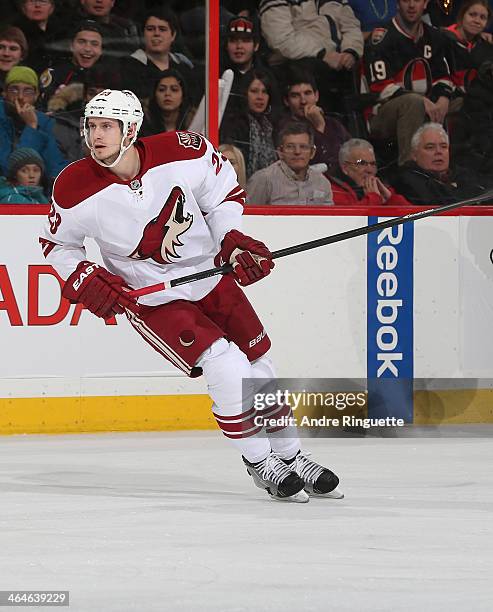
[39,131,246,306]
[443,24,493,92]
[364,17,453,114]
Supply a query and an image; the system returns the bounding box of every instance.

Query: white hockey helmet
[83,89,144,167]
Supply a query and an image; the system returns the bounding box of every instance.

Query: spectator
[140,69,196,136]
[38,20,105,110]
[223,16,259,73]
[120,8,198,103]
[348,0,398,37]
[12,0,65,71]
[218,143,247,188]
[48,63,123,165]
[247,121,333,205]
[0,26,28,93]
[260,0,364,67]
[221,15,277,115]
[330,138,409,205]
[0,147,49,203]
[70,0,139,59]
[443,0,493,95]
[0,66,68,178]
[259,0,364,109]
[450,59,493,172]
[279,71,350,175]
[392,122,491,204]
[221,69,278,178]
[364,0,454,165]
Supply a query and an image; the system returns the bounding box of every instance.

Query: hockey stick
[128,193,493,298]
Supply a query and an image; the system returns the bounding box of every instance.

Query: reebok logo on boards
[375,225,403,377]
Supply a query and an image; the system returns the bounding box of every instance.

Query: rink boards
[0,205,492,433]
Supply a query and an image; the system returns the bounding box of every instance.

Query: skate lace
[257,454,293,485]
[294,452,324,485]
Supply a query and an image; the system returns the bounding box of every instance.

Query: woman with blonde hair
[218,143,247,189]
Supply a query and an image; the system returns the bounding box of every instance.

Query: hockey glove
[62,261,137,319]
[214,230,274,286]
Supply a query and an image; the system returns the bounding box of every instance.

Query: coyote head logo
[130,186,193,264]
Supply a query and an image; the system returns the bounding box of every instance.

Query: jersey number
[370,60,387,81]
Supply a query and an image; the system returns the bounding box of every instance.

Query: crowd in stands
[2,0,493,207]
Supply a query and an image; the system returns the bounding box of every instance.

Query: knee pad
[197,338,252,390]
[250,353,277,379]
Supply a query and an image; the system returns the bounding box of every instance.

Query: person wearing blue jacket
[0,66,68,180]
[0,147,50,204]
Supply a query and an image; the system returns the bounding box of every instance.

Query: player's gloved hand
[62,261,137,319]
[214,229,274,286]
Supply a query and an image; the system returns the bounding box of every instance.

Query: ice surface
[0,432,492,612]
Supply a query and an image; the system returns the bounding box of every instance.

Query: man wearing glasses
[247,122,333,205]
[329,138,409,206]
[0,66,68,180]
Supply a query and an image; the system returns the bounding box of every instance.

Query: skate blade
[271,489,310,503]
[308,487,344,499]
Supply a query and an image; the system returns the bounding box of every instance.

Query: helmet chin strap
[85,120,137,169]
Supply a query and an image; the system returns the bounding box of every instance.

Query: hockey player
[364,0,454,165]
[39,89,343,503]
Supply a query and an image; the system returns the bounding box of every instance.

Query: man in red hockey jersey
[39,88,343,503]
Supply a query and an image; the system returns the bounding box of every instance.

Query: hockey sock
[197,338,271,463]
[249,354,301,459]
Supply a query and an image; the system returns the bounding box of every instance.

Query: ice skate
[243,453,309,503]
[286,451,344,499]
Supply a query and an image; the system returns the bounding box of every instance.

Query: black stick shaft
[169,195,489,289]
[270,198,475,259]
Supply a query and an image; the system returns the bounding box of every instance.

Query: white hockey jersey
[39,131,246,306]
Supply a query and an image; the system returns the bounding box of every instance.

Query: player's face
[144,17,176,55]
[460,4,489,38]
[412,128,449,173]
[341,147,378,186]
[71,30,103,68]
[15,163,42,187]
[226,36,257,68]
[247,78,269,114]
[155,76,183,112]
[80,0,114,18]
[397,0,429,25]
[278,133,315,172]
[22,0,54,23]
[87,117,123,163]
[285,83,319,119]
[0,39,23,72]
